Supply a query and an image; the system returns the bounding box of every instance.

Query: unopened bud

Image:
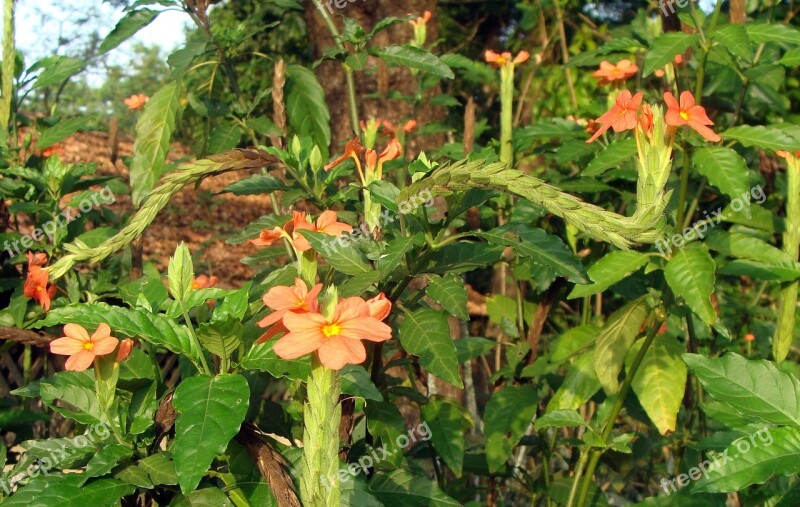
[116,339,134,363]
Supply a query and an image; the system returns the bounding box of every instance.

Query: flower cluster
[49,323,133,372]
[586,90,721,144]
[257,278,392,370]
[124,94,149,111]
[23,252,57,311]
[592,59,638,86]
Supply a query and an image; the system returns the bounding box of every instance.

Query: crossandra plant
[1,0,800,506]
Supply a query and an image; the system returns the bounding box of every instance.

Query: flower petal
[92,335,120,356]
[339,317,393,343]
[63,323,91,342]
[64,350,96,372]
[49,337,86,356]
[317,336,366,370]
[273,331,323,359]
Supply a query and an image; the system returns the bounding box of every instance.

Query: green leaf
[643,33,699,76]
[439,53,495,84]
[131,80,181,206]
[340,365,383,401]
[516,120,585,143]
[299,230,372,275]
[426,274,468,320]
[369,469,461,506]
[39,371,104,424]
[34,303,201,368]
[627,335,687,435]
[208,125,244,154]
[375,45,454,79]
[747,23,800,46]
[664,245,717,325]
[583,138,637,177]
[484,385,538,473]
[33,56,87,88]
[137,453,179,486]
[713,24,753,62]
[779,47,800,67]
[399,309,462,388]
[174,488,234,506]
[239,340,311,380]
[722,125,800,153]
[365,402,406,467]
[421,397,469,476]
[454,337,496,363]
[683,353,800,428]
[197,319,242,358]
[718,259,800,282]
[594,296,649,394]
[568,251,649,299]
[477,225,588,283]
[1,475,134,507]
[428,242,504,274]
[534,410,586,431]
[38,117,94,149]
[693,147,752,215]
[99,9,159,54]
[693,426,800,493]
[172,374,250,494]
[285,65,330,158]
[377,234,423,278]
[704,229,794,265]
[81,444,133,484]
[221,174,287,195]
[168,242,194,304]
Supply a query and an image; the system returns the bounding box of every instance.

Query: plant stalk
[775,155,800,361]
[0,0,15,147]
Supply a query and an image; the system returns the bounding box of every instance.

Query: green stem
[775,156,800,362]
[499,64,515,167]
[573,316,664,507]
[0,0,15,148]
[299,356,342,507]
[181,304,212,376]
[311,0,360,137]
[675,142,692,229]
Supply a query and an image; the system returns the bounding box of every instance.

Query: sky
[5,0,191,84]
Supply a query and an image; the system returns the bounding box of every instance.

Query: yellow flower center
[680,111,689,120]
[321,323,341,338]
[83,342,94,351]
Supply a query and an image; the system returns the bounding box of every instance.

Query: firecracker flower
[586,90,644,143]
[663,91,722,143]
[592,59,639,85]
[484,50,530,68]
[124,94,149,111]
[274,296,392,370]
[258,277,322,330]
[191,274,218,289]
[23,265,57,311]
[250,210,352,253]
[49,323,119,371]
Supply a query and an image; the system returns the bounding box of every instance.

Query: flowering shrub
[1,1,800,506]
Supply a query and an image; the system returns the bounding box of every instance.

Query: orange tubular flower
[409,10,432,28]
[24,266,57,311]
[116,338,135,363]
[26,251,48,268]
[274,297,392,370]
[776,150,800,159]
[639,103,654,136]
[366,293,391,320]
[290,210,353,252]
[124,94,149,111]
[744,333,756,343]
[325,138,365,172]
[49,323,119,371]
[191,274,218,289]
[259,277,322,330]
[484,50,529,68]
[592,59,638,85]
[663,91,722,143]
[586,90,643,143]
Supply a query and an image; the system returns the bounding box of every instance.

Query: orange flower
[49,323,119,371]
[366,293,391,320]
[484,50,529,68]
[41,144,65,158]
[258,277,322,330]
[410,10,432,27]
[325,138,365,172]
[777,150,800,159]
[744,333,756,343]
[26,251,48,268]
[592,59,638,85]
[124,94,149,111]
[366,137,403,171]
[274,297,392,370]
[639,103,653,136]
[250,227,284,247]
[23,266,56,311]
[382,119,418,137]
[586,90,643,143]
[191,274,218,289]
[290,210,353,252]
[116,338,134,362]
[664,91,721,143]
